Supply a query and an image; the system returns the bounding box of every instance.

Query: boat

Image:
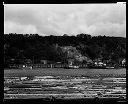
[22,65,33,70]
[64,65,79,69]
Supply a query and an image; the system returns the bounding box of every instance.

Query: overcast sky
[4,3,126,37]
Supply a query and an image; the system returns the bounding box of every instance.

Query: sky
[4,3,126,37]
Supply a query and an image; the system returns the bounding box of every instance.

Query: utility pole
[51,64,53,68]
[32,56,34,64]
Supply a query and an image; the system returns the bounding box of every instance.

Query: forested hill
[4,33,126,65]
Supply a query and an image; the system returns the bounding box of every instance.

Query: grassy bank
[4,68,126,77]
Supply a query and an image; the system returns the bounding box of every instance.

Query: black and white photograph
[4,3,126,104]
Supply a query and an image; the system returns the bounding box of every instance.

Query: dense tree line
[4,33,126,67]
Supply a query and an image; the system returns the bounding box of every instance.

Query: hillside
[4,33,126,67]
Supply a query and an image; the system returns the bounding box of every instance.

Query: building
[40,60,47,64]
[122,59,126,67]
[24,59,32,64]
[94,61,106,67]
[68,59,74,65]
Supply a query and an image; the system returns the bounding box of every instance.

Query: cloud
[87,21,126,37]
[4,21,37,34]
[4,4,126,37]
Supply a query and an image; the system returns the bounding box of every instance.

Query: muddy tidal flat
[4,68,126,101]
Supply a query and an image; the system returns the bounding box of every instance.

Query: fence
[9,64,88,69]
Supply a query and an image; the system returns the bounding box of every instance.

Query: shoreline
[4,68,126,77]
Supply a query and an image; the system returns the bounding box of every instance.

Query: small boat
[64,65,79,69]
[22,65,33,70]
[105,66,115,69]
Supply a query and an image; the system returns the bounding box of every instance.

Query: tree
[4,33,126,67]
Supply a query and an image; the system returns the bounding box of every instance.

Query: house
[93,58,106,67]
[68,59,74,65]
[40,60,47,64]
[122,59,126,67]
[9,58,15,64]
[24,59,32,64]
